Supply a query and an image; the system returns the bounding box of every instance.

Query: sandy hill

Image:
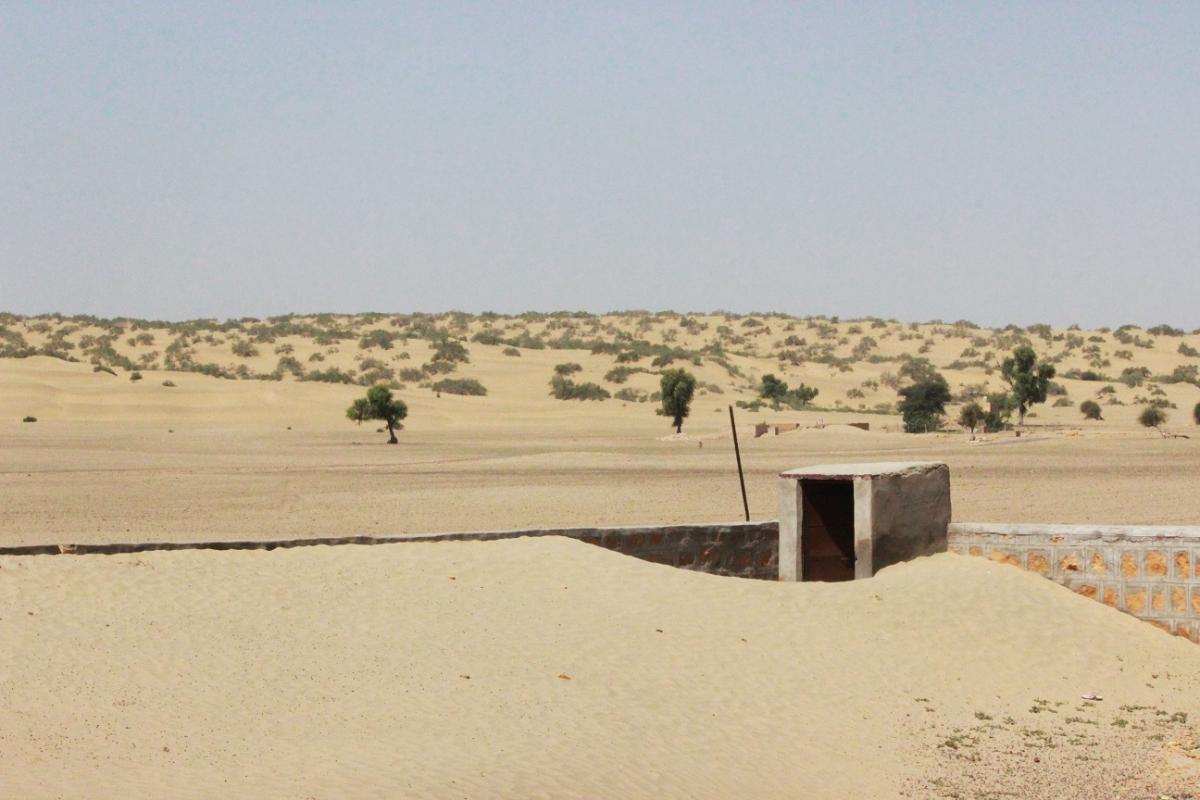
[3,311,1200,430]
[1,539,1197,798]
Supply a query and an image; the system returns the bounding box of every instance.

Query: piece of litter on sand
[1081,692,1103,701]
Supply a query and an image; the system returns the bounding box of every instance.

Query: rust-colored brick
[1026,552,1050,575]
[1059,554,1082,573]
[1173,586,1188,613]
[1124,590,1147,614]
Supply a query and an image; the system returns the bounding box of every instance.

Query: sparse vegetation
[431,378,487,396]
[549,375,610,401]
[1080,400,1103,421]
[1138,406,1167,431]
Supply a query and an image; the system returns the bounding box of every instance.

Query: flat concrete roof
[779,461,946,480]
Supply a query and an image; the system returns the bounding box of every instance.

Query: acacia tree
[346,384,408,444]
[897,371,951,433]
[659,368,696,434]
[1001,345,1056,425]
[958,402,985,434]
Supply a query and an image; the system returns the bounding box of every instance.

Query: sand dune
[1,539,1197,799]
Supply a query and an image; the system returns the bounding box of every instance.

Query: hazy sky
[2,3,1197,327]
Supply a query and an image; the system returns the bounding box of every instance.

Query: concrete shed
[777,462,950,582]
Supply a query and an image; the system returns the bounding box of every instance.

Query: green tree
[1079,400,1103,421]
[758,373,818,409]
[759,373,788,401]
[897,372,951,433]
[1001,345,1056,425]
[659,368,696,433]
[346,384,408,444]
[984,392,1018,432]
[958,402,985,433]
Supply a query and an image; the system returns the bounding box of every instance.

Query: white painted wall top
[779,461,946,480]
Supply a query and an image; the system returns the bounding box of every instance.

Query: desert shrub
[22,415,36,423]
[1194,402,1200,425]
[471,329,503,345]
[358,329,398,350]
[605,365,643,384]
[1052,397,1073,407]
[93,364,117,376]
[358,365,397,386]
[1156,365,1200,386]
[735,398,767,412]
[431,339,470,363]
[1118,367,1150,387]
[614,387,647,403]
[1063,369,1109,382]
[421,360,456,375]
[129,371,143,382]
[231,339,259,358]
[549,375,610,401]
[307,352,325,362]
[431,378,487,396]
[399,368,424,382]
[276,356,305,376]
[554,362,583,376]
[1080,400,1102,420]
[1178,342,1200,358]
[1148,324,1184,337]
[502,347,521,357]
[162,380,176,387]
[846,388,865,399]
[301,367,357,384]
[1138,406,1167,429]
[615,351,642,363]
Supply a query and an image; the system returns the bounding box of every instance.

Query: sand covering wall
[2,539,1198,798]
[950,523,1200,643]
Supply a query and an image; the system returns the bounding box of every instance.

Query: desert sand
[2,541,1199,799]
[2,312,1200,797]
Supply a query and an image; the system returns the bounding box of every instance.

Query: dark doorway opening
[801,480,856,581]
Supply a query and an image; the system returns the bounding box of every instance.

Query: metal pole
[728,405,750,521]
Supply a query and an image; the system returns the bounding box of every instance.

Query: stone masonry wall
[0,521,781,580]
[949,523,1200,643]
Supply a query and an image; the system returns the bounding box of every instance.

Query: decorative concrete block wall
[949,523,1200,643]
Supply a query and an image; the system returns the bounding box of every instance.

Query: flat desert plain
[2,312,1200,798]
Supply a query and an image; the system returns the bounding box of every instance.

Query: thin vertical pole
[728,405,750,521]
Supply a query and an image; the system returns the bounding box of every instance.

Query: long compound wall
[0,521,780,581]
[948,523,1200,643]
